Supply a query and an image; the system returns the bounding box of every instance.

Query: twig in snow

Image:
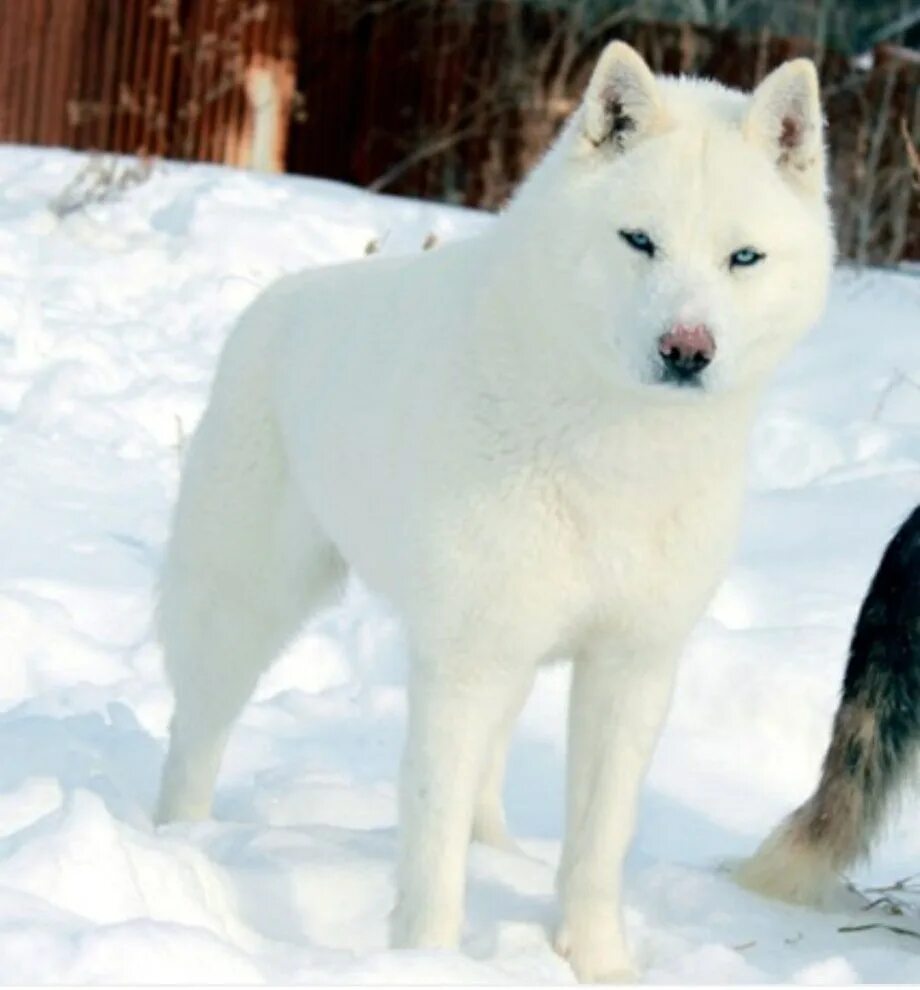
[846,872,920,919]
[871,370,920,422]
[839,922,920,941]
[861,872,920,895]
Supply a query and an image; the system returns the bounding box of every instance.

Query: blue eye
[729,247,765,269]
[618,229,656,258]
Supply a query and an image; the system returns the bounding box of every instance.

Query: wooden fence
[0,0,917,262]
[0,0,295,168]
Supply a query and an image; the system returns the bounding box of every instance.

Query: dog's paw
[554,917,637,984]
[472,823,525,857]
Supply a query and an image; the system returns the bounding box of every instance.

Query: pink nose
[658,323,715,380]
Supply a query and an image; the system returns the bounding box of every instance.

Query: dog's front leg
[391,654,529,949]
[555,643,678,982]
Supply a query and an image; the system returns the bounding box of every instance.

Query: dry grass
[840,873,920,941]
[50,154,157,218]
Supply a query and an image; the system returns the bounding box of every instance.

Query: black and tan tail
[736,503,920,905]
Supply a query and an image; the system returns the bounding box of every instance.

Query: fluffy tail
[736,504,920,905]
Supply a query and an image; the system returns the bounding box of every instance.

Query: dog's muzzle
[657,324,715,385]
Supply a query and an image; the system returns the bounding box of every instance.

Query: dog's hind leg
[471,672,534,853]
[472,724,518,852]
[155,399,344,825]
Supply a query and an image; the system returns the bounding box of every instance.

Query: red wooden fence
[0,1,916,262]
[0,0,294,168]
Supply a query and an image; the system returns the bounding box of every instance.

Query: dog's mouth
[656,365,707,389]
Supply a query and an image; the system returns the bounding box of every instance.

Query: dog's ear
[581,41,662,151]
[744,59,826,194]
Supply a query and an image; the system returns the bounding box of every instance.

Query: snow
[0,143,918,984]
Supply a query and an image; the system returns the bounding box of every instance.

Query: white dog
[155,42,834,981]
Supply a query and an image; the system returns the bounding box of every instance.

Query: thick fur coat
[155,43,834,981]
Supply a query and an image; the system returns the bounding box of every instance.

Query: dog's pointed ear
[744,59,826,193]
[581,41,662,151]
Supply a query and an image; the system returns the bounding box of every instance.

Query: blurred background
[0,0,917,265]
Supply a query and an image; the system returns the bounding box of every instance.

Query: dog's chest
[529,460,744,638]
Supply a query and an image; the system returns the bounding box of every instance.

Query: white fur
[156,43,834,981]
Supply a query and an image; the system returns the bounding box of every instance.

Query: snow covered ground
[0,143,918,984]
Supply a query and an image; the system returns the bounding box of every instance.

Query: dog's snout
[658,324,715,381]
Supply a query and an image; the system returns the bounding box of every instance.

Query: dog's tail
[736,503,920,905]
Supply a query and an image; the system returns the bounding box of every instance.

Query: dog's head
[511,42,835,399]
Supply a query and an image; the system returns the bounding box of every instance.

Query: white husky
[156,42,833,981]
